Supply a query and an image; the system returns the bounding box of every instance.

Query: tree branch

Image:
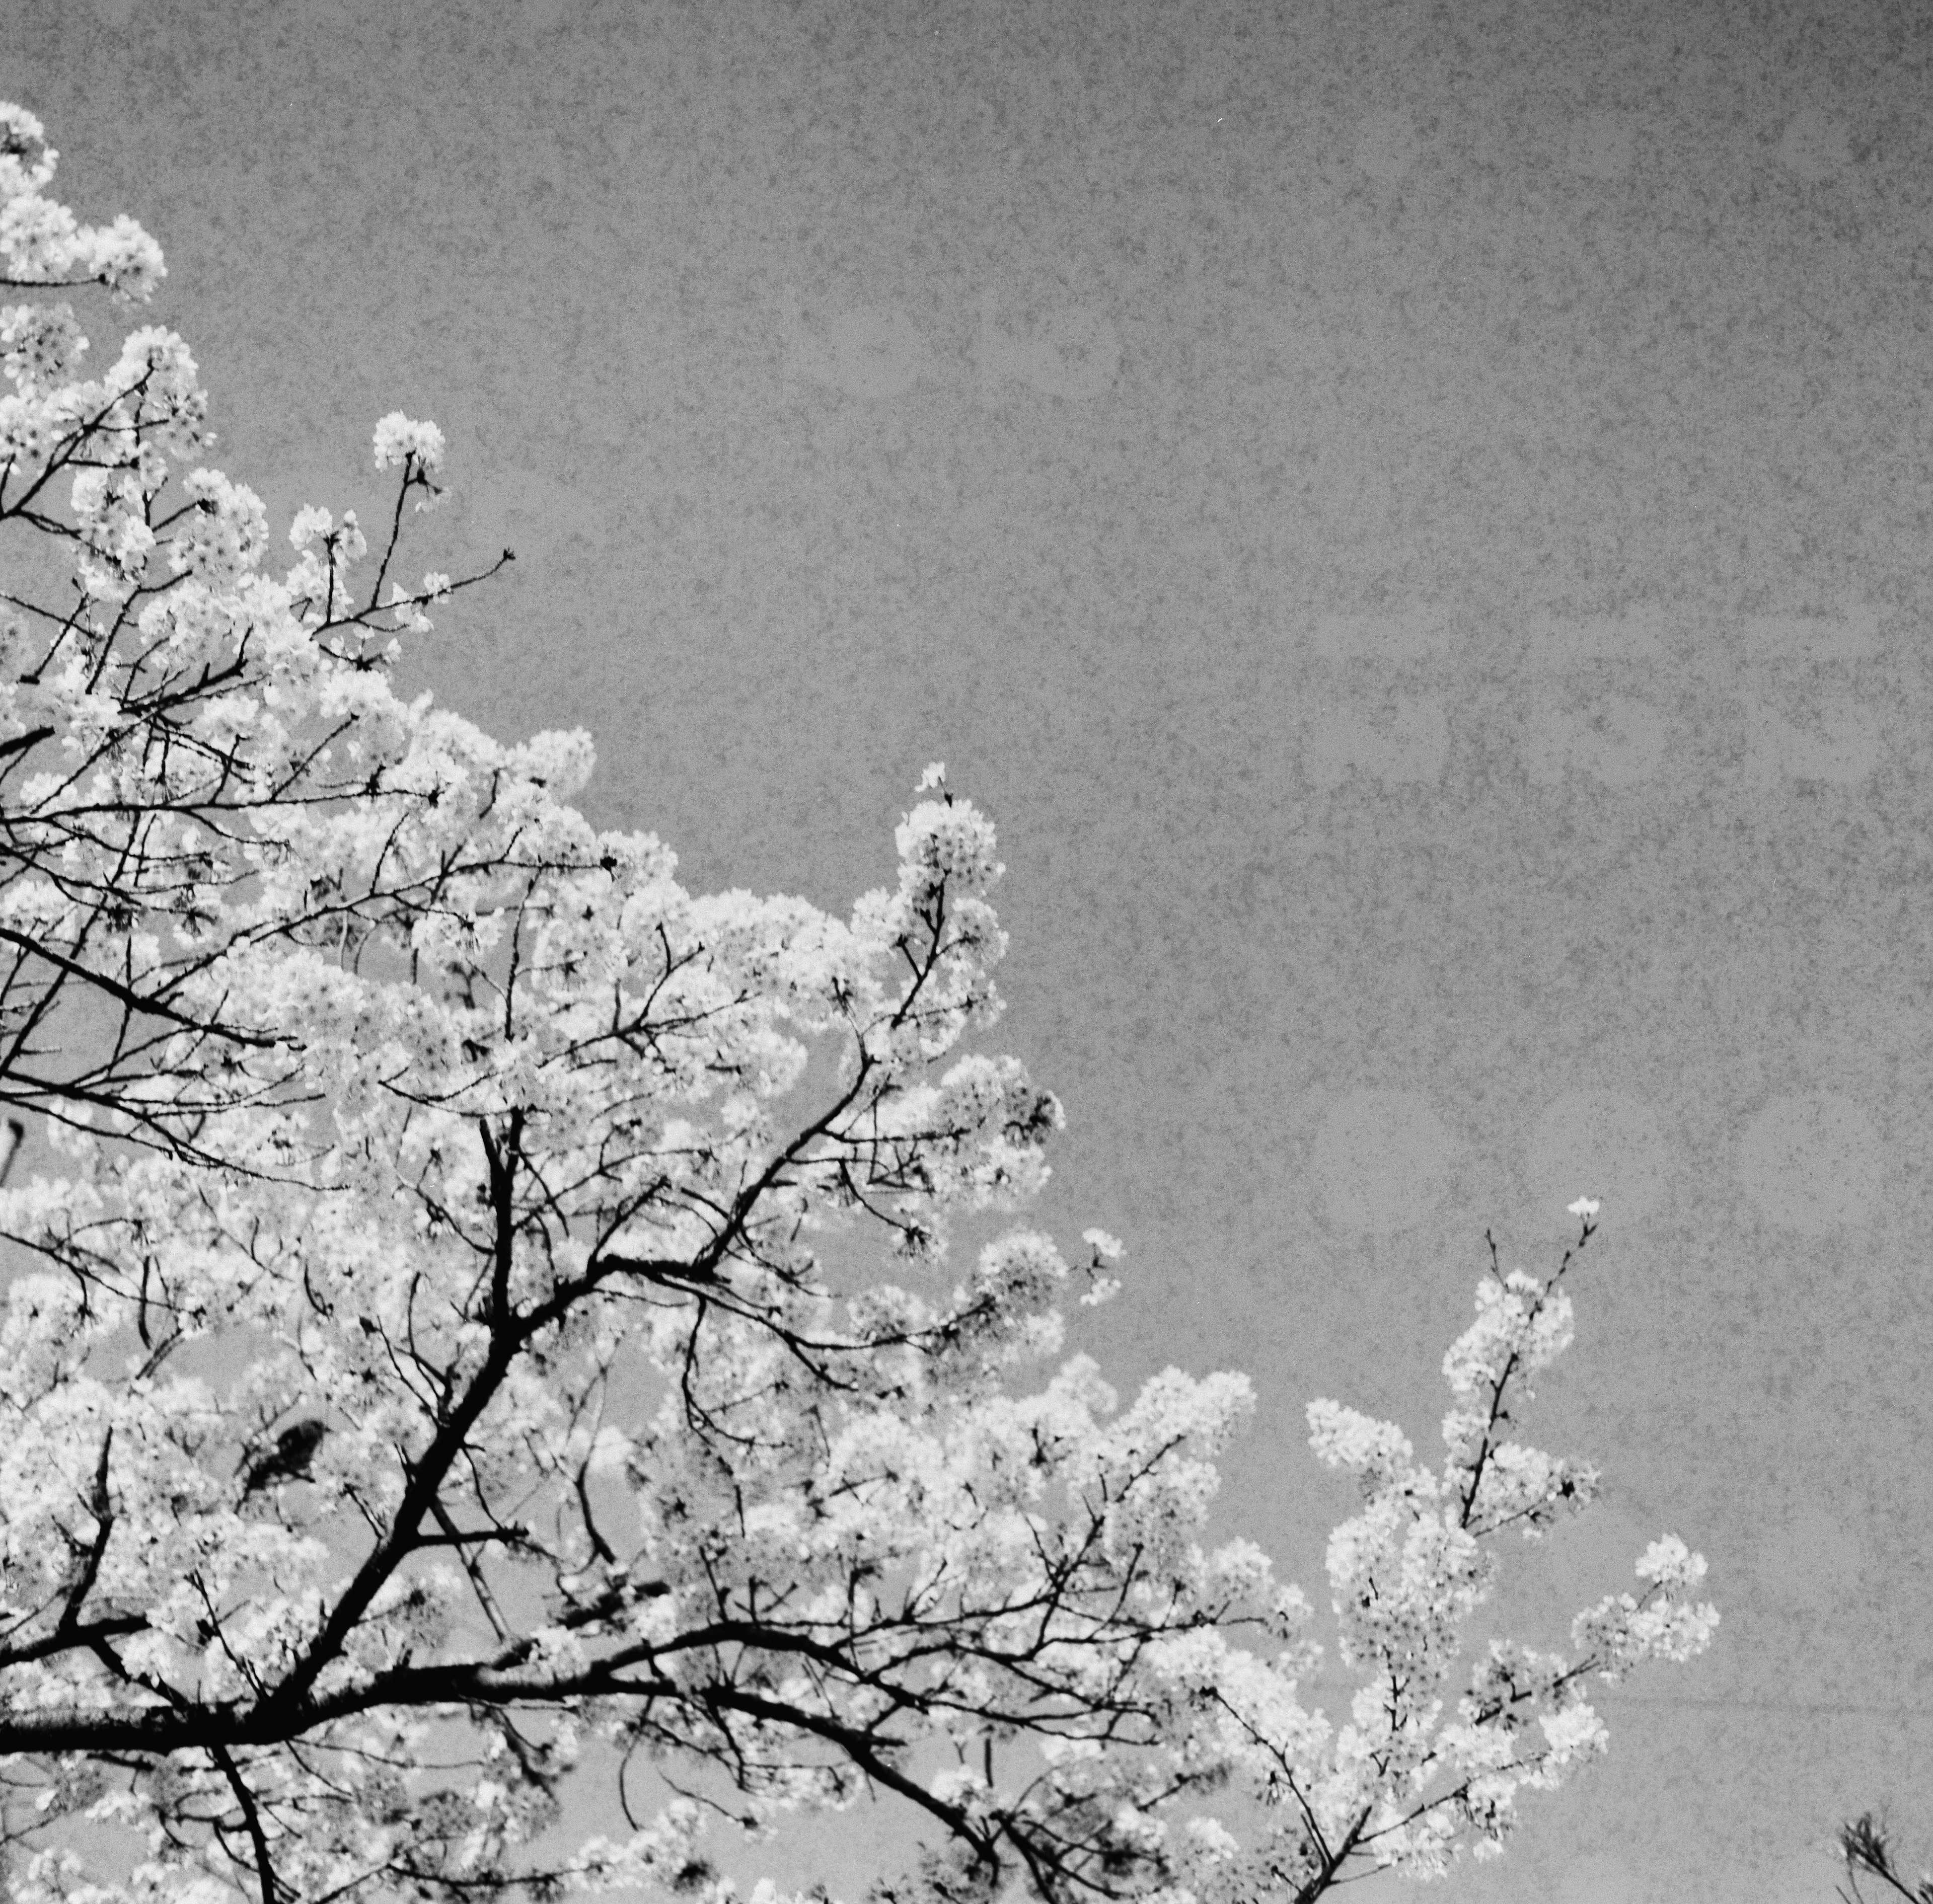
[210,1743,281,1904]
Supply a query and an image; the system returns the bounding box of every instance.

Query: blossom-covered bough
[0,104,509,1156]
[0,103,1718,1904]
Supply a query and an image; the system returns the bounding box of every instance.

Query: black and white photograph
[1,5,1927,1901]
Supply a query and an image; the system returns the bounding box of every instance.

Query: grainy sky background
[12,1,1933,1899]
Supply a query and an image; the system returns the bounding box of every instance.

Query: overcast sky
[14,3,1933,1900]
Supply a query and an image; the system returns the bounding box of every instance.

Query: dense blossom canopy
[0,102,1716,1904]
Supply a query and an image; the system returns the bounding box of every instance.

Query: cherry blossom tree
[0,103,1718,1904]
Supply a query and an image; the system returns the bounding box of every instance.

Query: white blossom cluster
[0,105,164,302]
[0,105,1716,1904]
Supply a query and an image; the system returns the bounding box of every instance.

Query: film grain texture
[10,3,1932,1900]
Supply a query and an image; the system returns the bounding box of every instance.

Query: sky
[11,1,1933,1900]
